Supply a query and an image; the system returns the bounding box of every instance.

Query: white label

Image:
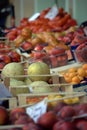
[28,13,40,21]
[45,5,58,20]
[84,27,87,36]
[26,98,48,123]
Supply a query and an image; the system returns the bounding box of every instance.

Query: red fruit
[59,106,76,119]
[32,51,46,59]
[23,122,41,130]
[0,62,5,69]
[0,106,8,125]
[50,55,58,68]
[10,107,25,123]
[53,121,77,130]
[74,103,87,115]
[34,45,44,51]
[53,102,67,114]
[37,111,57,129]
[14,113,34,125]
[76,120,87,130]
[21,41,33,51]
[8,51,21,62]
[4,44,11,53]
[0,55,11,64]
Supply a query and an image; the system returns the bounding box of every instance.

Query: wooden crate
[0,97,17,109]
[17,91,86,107]
[3,73,73,96]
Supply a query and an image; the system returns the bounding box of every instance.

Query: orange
[68,67,77,73]
[82,64,87,70]
[77,68,86,77]
[69,72,77,78]
[72,76,80,84]
[64,75,72,83]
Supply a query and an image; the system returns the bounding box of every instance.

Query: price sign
[84,27,87,36]
[26,98,48,123]
[28,13,40,21]
[45,5,58,20]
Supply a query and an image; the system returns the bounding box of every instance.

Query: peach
[59,106,76,119]
[37,111,57,129]
[0,106,8,125]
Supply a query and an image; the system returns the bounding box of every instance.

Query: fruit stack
[0,92,86,130]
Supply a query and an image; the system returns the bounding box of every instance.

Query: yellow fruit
[69,72,77,78]
[77,68,86,77]
[71,97,80,104]
[27,61,50,81]
[82,64,87,70]
[68,68,77,73]
[72,76,80,84]
[63,98,73,104]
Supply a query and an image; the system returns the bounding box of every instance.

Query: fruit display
[1,62,25,81]
[0,40,21,70]
[0,92,86,130]
[27,61,50,81]
[18,92,84,107]
[60,63,87,85]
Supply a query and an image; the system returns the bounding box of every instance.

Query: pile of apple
[0,42,21,70]
[1,101,87,130]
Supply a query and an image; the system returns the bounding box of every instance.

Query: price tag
[45,5,58,20]
[28,13,40,21]
[26,98,48,123]
[84,27,87,36]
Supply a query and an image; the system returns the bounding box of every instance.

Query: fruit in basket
[29,81,53,93]
[24,77,32,85]
[10,107,26,123]
[1,62,25,81]
[37,111,57,129]
[21,27,32,39]
[59,106,76,119]
[14,113,34,125]
[8,51,21,62]
[10,78,25,86]
[21,41,33,51]
[53,121,77,130]
[76,120,87,130]
[23,122,41,130]
[0,106,8,125]
[27,61,50,81]
[0,54,11,64]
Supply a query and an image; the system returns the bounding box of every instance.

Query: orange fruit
[68,68,77,73]
[69,72,77,78]
[64,75,72,83]
[77,68,86,77]
[82,64,87,70]
[72,76,80,84]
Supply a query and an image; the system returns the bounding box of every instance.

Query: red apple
[59,106,76,119]
[0,62,5,69]
[50,55,58,68]
[53,102,67,114]
[76,120,87,130]
[8,51,21,62]
[14,113,34,125]
[32,51,46,59]
[10,107,26,124]
[23,122,42,130]
[21,41,33,51]
[34,44,44,51]
[53,121,77,130]
[37,111,57,129]
[0,106,8,125]
[0,54,11,64]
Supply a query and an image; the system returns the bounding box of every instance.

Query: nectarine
[0,106,8,125]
